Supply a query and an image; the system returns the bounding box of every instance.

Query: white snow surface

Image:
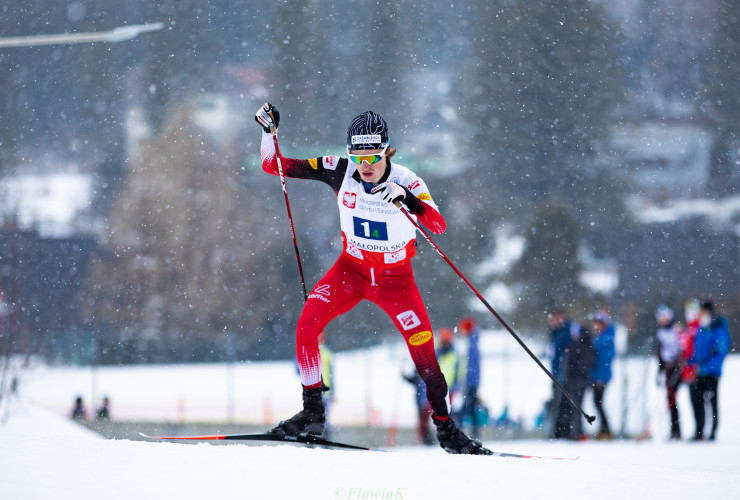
[2,337,739,499]
[2,403,738,500]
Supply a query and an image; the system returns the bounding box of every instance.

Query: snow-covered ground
[1,334,739,499]
[2,399,738,499]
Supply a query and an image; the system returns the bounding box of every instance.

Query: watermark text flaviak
[334,486,406,499]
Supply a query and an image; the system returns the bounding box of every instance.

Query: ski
[139,431,374,451]
[487,450,578,460]
[139,431,576,459]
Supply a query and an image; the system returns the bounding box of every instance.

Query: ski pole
[637,365,682,441]
[270,120,308,302]
[395,203,596,424]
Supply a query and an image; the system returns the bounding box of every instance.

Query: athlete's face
[349,148,387,184]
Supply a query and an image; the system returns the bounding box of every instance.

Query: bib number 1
[353,217,388,241]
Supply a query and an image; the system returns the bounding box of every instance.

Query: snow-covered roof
[0,172,92,238]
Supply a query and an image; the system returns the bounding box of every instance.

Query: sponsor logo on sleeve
[396,310,421,331]
[409,330,432,346]
[408,180,421,191]
[323,156,338,170]
[417,193,432,201]
[308,158,318,170]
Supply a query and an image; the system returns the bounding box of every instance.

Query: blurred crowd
[652,299,731,441]
[544,299,731,442]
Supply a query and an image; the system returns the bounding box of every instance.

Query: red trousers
[296,256,450,417]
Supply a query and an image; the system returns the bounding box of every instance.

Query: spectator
[318,331,335,438]
[679,298,701,385]
[688,301,731,441]
[552,323,595,440]
[70,396,87,420]
[95,396,111,421]
[436,327,459,394]
[402,367,434,445]
[655,305,683,440]
[589,310,615,440]
[546,309,581,436]
[547,309,578,383]
[455,317,482,438]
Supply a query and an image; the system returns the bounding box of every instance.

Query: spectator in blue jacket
[546,309,581,437]
[548,309,579,383]
[553,324,595,440]
[688,301,731,441]
[456,317,482,438]
[402,368,434,445]
[589,310,616,439]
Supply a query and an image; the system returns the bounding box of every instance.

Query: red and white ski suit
[260,132,451,417]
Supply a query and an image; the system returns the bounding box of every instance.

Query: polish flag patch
[343,192,357,209]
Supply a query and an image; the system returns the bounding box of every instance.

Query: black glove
[255,102,280,133]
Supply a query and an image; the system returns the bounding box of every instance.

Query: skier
[655,305,683,440]
[255,103,491,455]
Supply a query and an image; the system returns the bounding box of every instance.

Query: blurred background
[0,0,738,370]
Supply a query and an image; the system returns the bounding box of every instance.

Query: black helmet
[346,111,389,151]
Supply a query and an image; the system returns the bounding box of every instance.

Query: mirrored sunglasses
[347,145,388,165]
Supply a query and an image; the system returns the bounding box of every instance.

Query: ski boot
[269,385,326,438]
[433,416,493,455]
